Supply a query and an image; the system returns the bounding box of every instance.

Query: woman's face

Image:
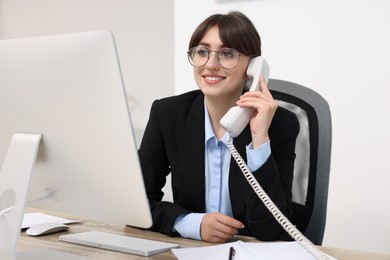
[193,25,251,101]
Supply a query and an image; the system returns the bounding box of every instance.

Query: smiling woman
[138,11,299,244]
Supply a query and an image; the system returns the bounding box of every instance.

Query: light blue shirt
[173,101,271,240]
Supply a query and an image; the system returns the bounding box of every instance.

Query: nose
[205,52,220,70]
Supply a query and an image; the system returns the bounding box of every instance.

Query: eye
[196,48,209,58]
[219,49,236,59]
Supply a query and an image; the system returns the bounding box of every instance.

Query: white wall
[1,0,389,255]
[174,0,390,255]
[0,0,174,145]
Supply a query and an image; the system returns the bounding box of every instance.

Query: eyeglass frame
[187,46,248,69]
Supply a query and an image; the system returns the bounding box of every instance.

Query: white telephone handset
[220,56,270,137]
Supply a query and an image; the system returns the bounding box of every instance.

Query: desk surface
[18,209,390,260]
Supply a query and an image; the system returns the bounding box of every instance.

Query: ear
[244,76,252,90]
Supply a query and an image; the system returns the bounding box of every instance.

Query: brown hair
[188,11,261,57]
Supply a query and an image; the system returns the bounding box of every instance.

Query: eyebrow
[198,42,230,50]
[197,42,227,49]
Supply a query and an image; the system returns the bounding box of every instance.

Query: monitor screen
[0,30,152,229]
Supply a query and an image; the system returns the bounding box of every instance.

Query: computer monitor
[0,31,152,229]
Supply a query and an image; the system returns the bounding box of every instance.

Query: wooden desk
[17,210,390,260]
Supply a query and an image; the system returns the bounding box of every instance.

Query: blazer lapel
[180,95,206,212]
[228,126,252,219]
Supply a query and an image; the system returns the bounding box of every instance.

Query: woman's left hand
[236,75,277,148]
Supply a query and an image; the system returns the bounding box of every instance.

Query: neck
[205,96,237,140]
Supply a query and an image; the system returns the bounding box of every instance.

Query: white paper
[172,240,335,260]
[245,242,316,259]
[172,241,260,260]
[21,212,79,229]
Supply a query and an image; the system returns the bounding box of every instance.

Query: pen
[228,246,235,260]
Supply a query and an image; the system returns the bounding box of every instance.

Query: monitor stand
[0,133,42,260]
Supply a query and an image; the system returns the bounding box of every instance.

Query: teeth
[205,77,223,82]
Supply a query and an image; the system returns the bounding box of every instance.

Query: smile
[203,76,225,83]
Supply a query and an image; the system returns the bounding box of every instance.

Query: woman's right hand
[200,212,244,242]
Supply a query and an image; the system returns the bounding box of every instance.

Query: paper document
[172,240,335,260]
[21,212,79,229]
[173,241,260,260]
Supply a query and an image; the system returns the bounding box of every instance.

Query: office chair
[268,79,332,245]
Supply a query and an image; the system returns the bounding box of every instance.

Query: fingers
[237,91,276,111]
[237,75,276,110]
[236,75,277,148]
[200,212,244,243]
[259,75,271,96]
[240,76,271,99]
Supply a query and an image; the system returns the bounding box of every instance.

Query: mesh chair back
[269,79,331,245]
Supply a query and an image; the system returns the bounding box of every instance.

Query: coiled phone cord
[226,136,333,260]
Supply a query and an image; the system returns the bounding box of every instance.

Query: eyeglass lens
[188,47,240,69]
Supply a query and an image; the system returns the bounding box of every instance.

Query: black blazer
[138,90,299,241]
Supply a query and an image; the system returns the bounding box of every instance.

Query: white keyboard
[59,231,180,256]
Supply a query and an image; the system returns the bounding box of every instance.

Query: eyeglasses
[187,46,242,69]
